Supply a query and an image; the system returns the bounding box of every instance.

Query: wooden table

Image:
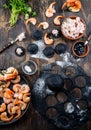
[0,0,91,129]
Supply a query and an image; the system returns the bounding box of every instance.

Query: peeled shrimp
[7,103,14,115]
[62,0,82,12]
[3,97,12,104]
[20,84,30,94]
[0,91,3,97]
[5,81,11,88]
[12,106,21,119]
[23,93,30,103]
[53,15,64,25]
[37,22,49,30]
[25,18,37,25]
[4,67,18,80]
[14,99,27,110]
[0,103,6,112]
[0,112,13,122]
[14,92,23,100]
[20,102,27,110]
[11,75,21,84]
[44,33,54,45]
[0,85,4,92]
[4,89,14,98]
[45,2,57,18]
[0,74,5,81]
[13,84,21,92]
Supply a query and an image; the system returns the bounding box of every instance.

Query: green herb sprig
[3,0,37,27]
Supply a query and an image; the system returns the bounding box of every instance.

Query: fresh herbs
[3,0,37,27]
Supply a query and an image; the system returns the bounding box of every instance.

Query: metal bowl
[22,60,38,75]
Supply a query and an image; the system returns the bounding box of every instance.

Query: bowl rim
[22,60,37,75]
[61,16,86,40]
[72,41,89,58]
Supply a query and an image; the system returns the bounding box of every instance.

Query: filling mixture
[61,17,85,39]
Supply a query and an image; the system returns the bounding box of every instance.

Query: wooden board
[0,0,91,130]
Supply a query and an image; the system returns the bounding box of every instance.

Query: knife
[0,32,26,53]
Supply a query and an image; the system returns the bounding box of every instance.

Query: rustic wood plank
[0,0,91,130]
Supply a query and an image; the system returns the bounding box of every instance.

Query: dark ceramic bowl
[61,16,86,40]
[72,41,89,58]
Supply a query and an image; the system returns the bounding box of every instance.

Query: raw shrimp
[53,15,64,25]
[0,103,6,112]
[11,75,21,84]
[25,18,37,25]
[62,0,82,12]
[44,33,54,45]
[0,112,13,122]
[37,22,49,30]
[23,93,30,103]
[12,106,21,119]
[20,84,30,94]
[13,84,21,92]
[45,2,57,18]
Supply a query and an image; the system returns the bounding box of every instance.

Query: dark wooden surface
[0,0,91,130]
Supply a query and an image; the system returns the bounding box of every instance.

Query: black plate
[0,75,30,125]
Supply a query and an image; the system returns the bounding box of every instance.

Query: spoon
[84,33,91,46]
[0,32,26,53]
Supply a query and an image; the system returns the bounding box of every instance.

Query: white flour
[30,40,49,60]
[30,40,81,65]
[33,78,53,97]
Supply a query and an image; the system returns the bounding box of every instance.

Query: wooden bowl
[72,41,89,58]
[61,16,86,40]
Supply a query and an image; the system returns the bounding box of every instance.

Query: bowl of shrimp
[61,16,86,40]
[0,67,31,125]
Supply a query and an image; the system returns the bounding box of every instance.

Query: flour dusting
[30,40,49,60]
[33,78,53,97]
